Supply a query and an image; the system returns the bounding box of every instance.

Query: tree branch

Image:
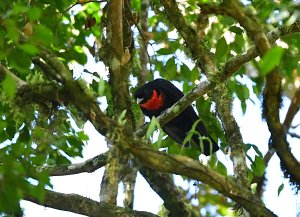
[288,132,300,139]
[123,139,275,217]
[138,0,150,85]
[41,151,109,176]
[24,187,158,217]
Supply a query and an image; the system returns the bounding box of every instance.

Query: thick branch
[122,138,275,217]
[104,0,136,206]
[100,147,120,204]
[24,187,158,217]
[210,84,247,187]
[8,50,205,214]
[138,0,150,85]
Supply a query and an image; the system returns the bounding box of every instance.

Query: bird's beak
[136,98,144,104]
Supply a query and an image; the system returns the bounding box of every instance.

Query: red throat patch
[140,89,165,110]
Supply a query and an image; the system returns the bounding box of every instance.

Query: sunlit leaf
[2,74,17,99]
[77,131,89,141]
[215,36,228,61]
[18,43,40,55]
[216,161,227,176]
[251,156,265,177]
[146,117,158,139]
[28,7,42,21]
[258,46,285,75]
[164,56,177,79]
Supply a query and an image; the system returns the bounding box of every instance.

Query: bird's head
[134,80,166,116]
[134,84,156,105]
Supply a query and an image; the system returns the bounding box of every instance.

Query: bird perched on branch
[134,78,219,156]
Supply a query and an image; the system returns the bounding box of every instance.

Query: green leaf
[182,131,194,147]
[251,156,265,177]
[258,46,285,75]
[5,19,19,42]
[66,136,84,149]
[98,78,106,96]
[155,129,165,148]
[180,63,191,75]
[156,47,177,55]
[7,48,31,72]
[229,26,244,35]
[77,131,89,141]
[216,161,227,176]
[18,126,30,143]
[146,117,158,139]
[2,74,17,99]
[164,57,177,79]
[277,183,284,196]
[232,34,245,53]
[5,122,16,140]
[248,169,254,183]
[215,36,228,61]
[117,110,127,126]
[18,43,40,55]
[32,24,54,45]
[183,119,201,146]
[251,144,263,158]
[28,7,42,21]
[208,153,217,169]
[181,146,201,160]
[131,0,141,11]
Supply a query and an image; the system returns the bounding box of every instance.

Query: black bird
[134,78,219,156]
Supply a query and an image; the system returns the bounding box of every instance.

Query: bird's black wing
[155,79,184,104]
